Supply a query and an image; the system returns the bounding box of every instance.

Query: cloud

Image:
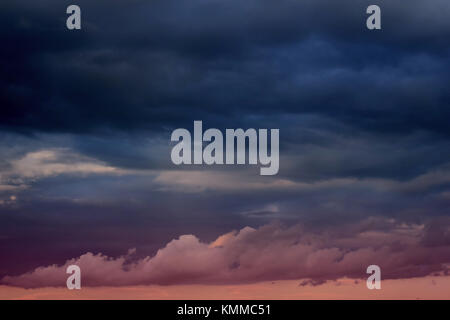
[1,0,450,137]
[153,163,450,197]
[0,148,134,207]
[299,279,327,287]
[154,170,297,192]
[3,218,449,288]
[0,148,126,189]
[9,149,124,179]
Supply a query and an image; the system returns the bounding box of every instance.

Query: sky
[0,0,450,299]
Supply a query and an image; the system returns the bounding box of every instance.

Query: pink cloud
[2,218,450,288]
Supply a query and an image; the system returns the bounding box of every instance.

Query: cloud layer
[3,219,449,288]
[1,0,450,289]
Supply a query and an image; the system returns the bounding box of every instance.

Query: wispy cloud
[0,148,128,203]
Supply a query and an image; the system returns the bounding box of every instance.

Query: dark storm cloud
[1,0,450,135]
[1,0,450,219]
[1,0,449,181]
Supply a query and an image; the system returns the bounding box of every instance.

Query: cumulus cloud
[3,218,449,288]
